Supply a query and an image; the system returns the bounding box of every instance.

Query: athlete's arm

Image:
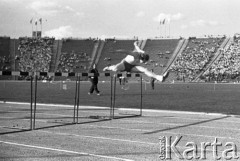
[134,41,145,53]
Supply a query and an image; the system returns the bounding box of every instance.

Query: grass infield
[0,81,240,115]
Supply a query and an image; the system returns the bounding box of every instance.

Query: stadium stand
[169,36,225,82]
[0,37,11,71]
[56,39,95,73]
[195,37,231,82]
[2,35,240,82]
[16,37,54,73]
[201,35,240,82]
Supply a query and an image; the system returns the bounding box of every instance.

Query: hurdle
[0,71,143,130]
[110,73,143,119]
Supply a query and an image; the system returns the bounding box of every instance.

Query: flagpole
[159,24,161,38]
[165,23,167,38]
[35,19,38,38]
[31,23,33,38]
[30,18,33,38]
[39,18,42,37]
[169,23,170,38]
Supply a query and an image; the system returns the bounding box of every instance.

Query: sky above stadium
[0,0,240,39]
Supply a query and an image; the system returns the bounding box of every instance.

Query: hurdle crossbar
[0,71,142,78]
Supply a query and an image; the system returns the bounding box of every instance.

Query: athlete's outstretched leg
[103,65,117,72]
[133,66,164,82]
[103,61,125,72]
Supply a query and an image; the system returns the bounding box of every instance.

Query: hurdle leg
[73,76,78,123]
[140,75,143,116]
[110,76,113,119]
[33,74,38,130]
[112,75,117,119]
[76,75,80,123]
[30,75,33,130]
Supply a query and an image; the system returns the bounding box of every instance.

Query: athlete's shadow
[143,115,230,135]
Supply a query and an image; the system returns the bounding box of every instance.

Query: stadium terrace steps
[54,40,63,72]
[140,40,147,50]
[94,40,105,68]
[163,39,186,74]
[163,39,189,83]
[9,39,17,71]
[89,41,100,69]
[49,40,59,72]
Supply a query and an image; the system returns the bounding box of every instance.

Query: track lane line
[117,120,240,131]
[0,140,134,161]
[77,124,235,140]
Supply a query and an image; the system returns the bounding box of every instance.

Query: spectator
[88,64,100,95]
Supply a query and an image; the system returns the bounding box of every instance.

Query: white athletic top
[124,55,135,64]
[123,52,142,65]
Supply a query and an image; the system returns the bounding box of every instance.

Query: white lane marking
[41,131,232,155]
[119,116,240,124]
[40,130,156,145]
[117,120,240,131]
[77,124,235,140]
[0,101,109,110]
[0,140,134,161]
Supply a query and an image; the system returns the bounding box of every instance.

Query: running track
[0,102,240,161]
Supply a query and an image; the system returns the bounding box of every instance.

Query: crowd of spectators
[170,37,225,81]
[0,55,11,71]
[16,37,54,72]
[201,35,240,82]
[57,51,90,72]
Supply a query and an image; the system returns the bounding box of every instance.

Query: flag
[30,18,33,24]
[39,18,42,24]
[162,19,166,25]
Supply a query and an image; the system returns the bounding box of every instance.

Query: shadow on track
[143,115,230,135]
